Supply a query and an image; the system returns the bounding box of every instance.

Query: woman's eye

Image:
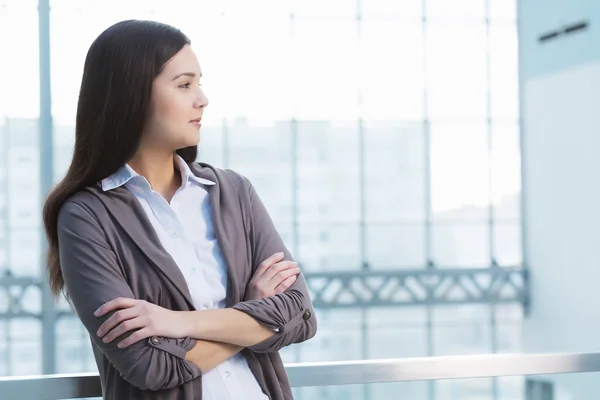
[179,82,191,89]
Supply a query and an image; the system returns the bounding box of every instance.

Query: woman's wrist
[179,310,203,338]
[179,308,274,346]
[179,309,221,340]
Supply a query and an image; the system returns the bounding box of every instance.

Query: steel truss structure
[1,267,528,320]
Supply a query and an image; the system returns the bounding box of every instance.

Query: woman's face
[142,44,208,151]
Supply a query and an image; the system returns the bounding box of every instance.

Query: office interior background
[1,0,598,399]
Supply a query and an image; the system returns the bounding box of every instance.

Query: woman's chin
[182,130,201,147]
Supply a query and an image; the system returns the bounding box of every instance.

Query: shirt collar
[101,154,215,192]
[101,164,139,192]
[174,154,215,187]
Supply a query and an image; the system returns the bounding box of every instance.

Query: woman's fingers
[274,275,298,294]
[118,327,152,348]
[101,317,146,344]
[95,297,138,317]
[97,307,139,338]
[253,252,285,279]
[269,265,300,285]
[262,260,297,281]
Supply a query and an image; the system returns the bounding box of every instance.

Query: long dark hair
[43,20,196,298]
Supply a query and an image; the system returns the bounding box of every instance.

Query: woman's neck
[128,149,181,203]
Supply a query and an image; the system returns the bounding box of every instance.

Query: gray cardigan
[57,163,317,400]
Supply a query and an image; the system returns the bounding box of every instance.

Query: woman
[42,20,317,400]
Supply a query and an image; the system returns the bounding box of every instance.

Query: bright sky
[0,0,519,213]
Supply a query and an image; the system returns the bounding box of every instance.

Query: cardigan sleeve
[57,200,202,390]
[231,177,318,353]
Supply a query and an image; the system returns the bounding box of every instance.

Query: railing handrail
[2,352,600,399]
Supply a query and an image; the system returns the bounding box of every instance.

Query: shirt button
[224,371,231,378]
[171,231,179,238]
[303,310,312,321]
[151,336,160,344]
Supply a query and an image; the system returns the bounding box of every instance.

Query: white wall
[523,59,600,398]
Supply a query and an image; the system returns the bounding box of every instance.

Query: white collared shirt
[102,155,267,400]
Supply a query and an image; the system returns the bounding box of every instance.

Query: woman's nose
[194,90,209,109]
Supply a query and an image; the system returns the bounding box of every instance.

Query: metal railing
[1,352,600,399]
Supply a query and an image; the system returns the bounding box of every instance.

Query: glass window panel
[291,0,355,18]
[496,322,522,353]
[8,229,40,276]
[497,377,525,400]
[368,306,427,326]
[366,172,426,222]
[491,123,521,219]
[299,309,362,361]
[436,378,493,400]
[361,0,422,19]
[10,340,41,375]
[8,151,39,182]
[0,339,7,376]
[427,23,488,120]
[8,184,39,229]
[291,19,359,120]
[490,0,517,21]
[368,326,429,396]
[493,221,522,266]
[6,119,38,147]
[227,120,293,223]
[359,21,424,120]
[19,284,41,315]
[490,23,520,121]
[368,308,428,357]
[296,385,366,400]
[218,0,290,19]
[494,303,524,322]
[201,14,293,120]
[57,317,95,373]
[296,122,360,223]
[434,304,490,324]
[7,143,40,234]
[0,289,8,314]
[370,382,428,400]
[196,123,226,167]
[369,334,427,363]
[364,121,426,222]
[434,305,492,354]
[0,249,6,274]
[273,221,295,256]
[430,123,490,217]
[0,1,39,120]
[432,224,490,267]
[426,0,485,20]
[9,319,40,341]
[366,224,427,269]
[0,321,7,341]
[296,223,361,271]
[9,319,41,375]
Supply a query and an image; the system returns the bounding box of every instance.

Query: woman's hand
[245,252,300,301]
[95,298,192,348]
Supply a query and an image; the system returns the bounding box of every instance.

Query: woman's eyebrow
[171,72,202,80]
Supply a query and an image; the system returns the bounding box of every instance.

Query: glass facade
[0,0,521,399]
